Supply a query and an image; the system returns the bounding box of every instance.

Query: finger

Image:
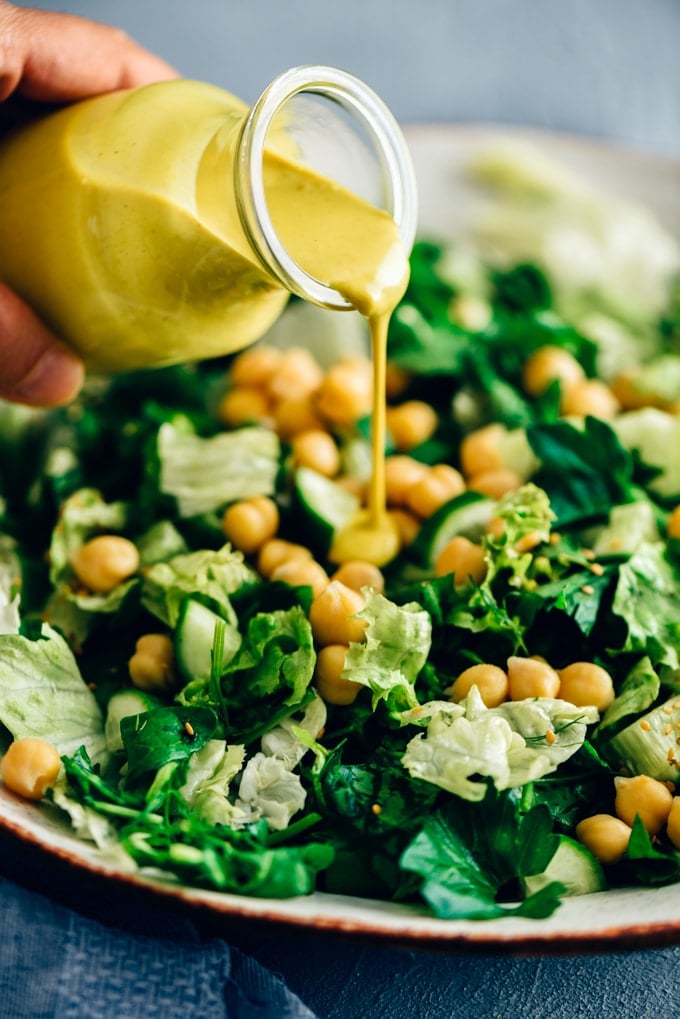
[0,2,178,103]
[0,284,84,407]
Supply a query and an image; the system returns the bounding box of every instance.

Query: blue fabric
[0,876,317,1019]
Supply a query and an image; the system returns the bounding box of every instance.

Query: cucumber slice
[105,689,161,753]
[411,490,496,567]
[175,598,241,682]
[612,408,680,499]
[293,466,361,555]
[522,835,606,897]
[592,500,660,558]
[608,695,680,783]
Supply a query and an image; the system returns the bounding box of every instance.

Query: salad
[0,145,679,922]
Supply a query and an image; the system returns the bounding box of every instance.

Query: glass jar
[0,66,417,373]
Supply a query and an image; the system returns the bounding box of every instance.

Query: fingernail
[14,346,85,407]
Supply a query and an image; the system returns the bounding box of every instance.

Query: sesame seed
[580,584,595,596]
[371,803,382,815]
[665,724,673,735]
[640,720,651,731]
[589,562,604,576]
[545,730,556,744]
[184,721,195,737]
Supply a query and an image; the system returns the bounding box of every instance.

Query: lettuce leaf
[402,688,597,801]
[610,542,680,672]
[343,591,431,713]
[0,624,107,763]
[157,422,280,517]
[0,536,20,635]
[141,544,253,628]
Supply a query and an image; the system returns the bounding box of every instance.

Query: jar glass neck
[233,65,418,310]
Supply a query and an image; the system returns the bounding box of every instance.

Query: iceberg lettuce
[0,624,107,764]
[402,687,598,801]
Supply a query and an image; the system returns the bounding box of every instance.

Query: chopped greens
[1,146,680,920]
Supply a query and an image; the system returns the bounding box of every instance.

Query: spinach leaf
[400,791,563,919]
[121,706,217,784]
[528,418,638,527]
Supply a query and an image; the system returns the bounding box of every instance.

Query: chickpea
[314,644,363,706]
[507,655,560,700]
[407,464,466,519]
[291,429,341,477]
[129,633,176,692]
[331,560,385,594]
[270,557,329,598]
[222,496,279,555]
[385,361,411,400]
[560,379,620,421]
[336,474,367,501]
[435,536,487,586]
[386,400,438,451]
[384,455,430,506]
[229,344,282,388]
[1,737,62,800]
[557,661,615,711]
[449,294,492,332]
[257,538,312,578]
[614,775,673,836]
[667,505,680,540]
[315,358,373,428]
[522,345,585,397]
[575,813,631,864]
[217,386,272,428]
[266,347,323,402]
[666,797,680,850]
[447,663,509,708]
[389,508,421,547]
[485,516,506,541]
[71,535,140,594]
[309,580,367,646]
[467,468,522,499]
[610,372,655,412]
[272,396,325,441]
[459,423,506,478]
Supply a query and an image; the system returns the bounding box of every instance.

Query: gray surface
[13,0,680,157]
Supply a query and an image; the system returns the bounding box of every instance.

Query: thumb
[0,283,84,406]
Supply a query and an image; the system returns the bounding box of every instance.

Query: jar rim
[234,64,418,311]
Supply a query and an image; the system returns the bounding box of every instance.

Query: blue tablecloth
[2,829,680,1019]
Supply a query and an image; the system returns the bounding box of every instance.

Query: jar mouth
[234,65,418,311]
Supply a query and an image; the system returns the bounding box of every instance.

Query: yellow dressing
[0,78,411,565]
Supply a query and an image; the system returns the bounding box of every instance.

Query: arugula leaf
[400,794,563,920]
[123,820,333,898]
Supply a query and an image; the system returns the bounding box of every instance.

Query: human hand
[0,2,177,407]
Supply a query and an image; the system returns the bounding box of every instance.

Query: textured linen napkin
[0,876,318,1019]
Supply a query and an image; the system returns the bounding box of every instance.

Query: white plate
[2,125,680,953]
